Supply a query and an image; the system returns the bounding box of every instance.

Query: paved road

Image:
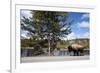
[21,56,89,63]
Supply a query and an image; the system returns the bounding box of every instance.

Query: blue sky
[21,10,90,40]
[65,12,90,40]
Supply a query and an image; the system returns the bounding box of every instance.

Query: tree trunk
[48,35,51,56]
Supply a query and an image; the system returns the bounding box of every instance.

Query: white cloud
[61,31,89,40]
[81,14,89,19]
[21,10,32,19]
[78,21,89,28]
[21,30,30,39]
[66,32,77,40]
[77,32,89,39]
[83,32,90,38]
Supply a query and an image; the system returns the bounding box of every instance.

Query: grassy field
[21,38,90,49]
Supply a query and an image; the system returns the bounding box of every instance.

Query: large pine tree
[21,10,73,56]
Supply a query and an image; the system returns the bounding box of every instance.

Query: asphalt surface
[21,56,89,63]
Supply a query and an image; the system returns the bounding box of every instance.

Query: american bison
[68,44,84,56]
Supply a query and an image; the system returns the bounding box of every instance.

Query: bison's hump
[71,44,83,49]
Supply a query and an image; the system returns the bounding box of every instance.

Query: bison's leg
[78,49,83,56]
[76,50,79,56]
[73,50,76,56]
[67,50,73,56]
[80,49,84,56]
[73,50,79,56]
